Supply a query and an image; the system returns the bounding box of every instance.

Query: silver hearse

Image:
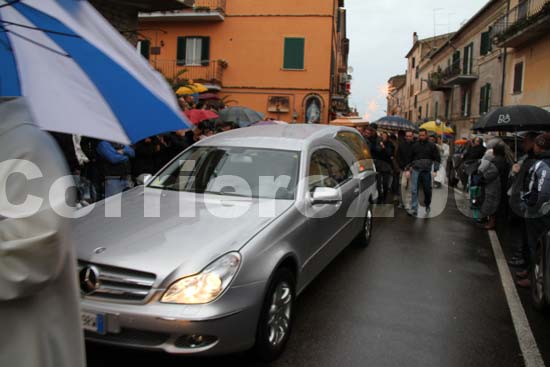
[74,124,377,361]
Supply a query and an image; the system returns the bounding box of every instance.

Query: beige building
[388,0,550,138]
[493,0,550,110]
[387,74,406,116]
[427,0,508,138]
[402,32,454,123]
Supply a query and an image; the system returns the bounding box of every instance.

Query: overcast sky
[346,0,487,121]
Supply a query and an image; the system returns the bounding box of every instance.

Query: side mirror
[310,187,341,205]
[136,173,153,186]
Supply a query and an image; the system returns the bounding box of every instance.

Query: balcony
[429,60,478,90]
[492,0,550,48]
[427,72,453,92]
[151,59,225,90]
[139,0,226,22]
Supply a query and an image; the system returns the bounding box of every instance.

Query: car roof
[195,124,355,151]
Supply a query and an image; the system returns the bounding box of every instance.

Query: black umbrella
[473,105,550,132]
[473,105,550,161]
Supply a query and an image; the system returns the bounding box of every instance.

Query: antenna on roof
[433,8,444,48]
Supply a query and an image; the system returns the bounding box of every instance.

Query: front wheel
[253,267,296,362]
[531,241,549,312]
[355,205,373,248]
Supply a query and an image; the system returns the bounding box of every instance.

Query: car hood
[73,188,293,282]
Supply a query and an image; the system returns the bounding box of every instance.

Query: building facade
[387,74,406,117]
[90,0,193,45]
[138,0,351,123]
[387,0,550,138]
[493,0,550,110]
[427,0,508,138]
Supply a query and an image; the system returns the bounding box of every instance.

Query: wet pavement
[87,188,547,367]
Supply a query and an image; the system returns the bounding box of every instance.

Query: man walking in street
[408,128,441,217]
[396,130,415,209]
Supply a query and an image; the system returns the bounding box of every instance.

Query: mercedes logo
[79,265,101,294]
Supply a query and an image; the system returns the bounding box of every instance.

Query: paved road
[87,188,547,367]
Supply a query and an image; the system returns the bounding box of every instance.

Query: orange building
[138,0,351,123]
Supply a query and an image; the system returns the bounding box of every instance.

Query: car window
[335,131,375,172]
[308,149,351,191]
[149,147,300,200]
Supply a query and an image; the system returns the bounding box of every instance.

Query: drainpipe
[500,0,511,107]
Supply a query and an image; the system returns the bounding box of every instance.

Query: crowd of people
[50,114,550,291]
[356,124,446,216]
[50,96,238,203]
[355,123,550,290]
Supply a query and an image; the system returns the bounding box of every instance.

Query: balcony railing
[139,0,226,21]
[428,59,478,90]
[151,59,225,87]
[194,0,226,12]
[492,0,550,47]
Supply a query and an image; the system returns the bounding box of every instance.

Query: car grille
[85,329,169,347]
[78,261,156,302]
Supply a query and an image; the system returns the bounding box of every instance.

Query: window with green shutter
[480,31,492,56]
[479,84,492,114]
[176,36,210,66]
[283,38,305,70]
[139,39,150,60]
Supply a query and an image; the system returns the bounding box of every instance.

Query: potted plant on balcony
[218,59,229,69]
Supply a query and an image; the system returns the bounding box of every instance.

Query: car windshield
[148,146,300,200]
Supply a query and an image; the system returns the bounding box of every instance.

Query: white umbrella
[0,0,192,144]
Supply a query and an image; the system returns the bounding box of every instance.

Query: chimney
[413,32,418,44]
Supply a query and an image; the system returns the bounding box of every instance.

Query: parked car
[532,229,550,311]
[74,125,377,361]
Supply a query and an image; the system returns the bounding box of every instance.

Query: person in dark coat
[133,137,159,177]
[396,130,415,209]
[479,143,510,229]
[165,130,191,160]
[408,128,441,216]
[508,132,539,268]
[516,133,550,288]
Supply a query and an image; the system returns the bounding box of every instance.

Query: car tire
[253,267,296,362]
[531,240,549,312]
[355,204,373,248]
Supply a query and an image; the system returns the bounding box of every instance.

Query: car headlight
[161,252,241,304]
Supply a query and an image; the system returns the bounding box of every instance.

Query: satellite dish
[348,66,354,74]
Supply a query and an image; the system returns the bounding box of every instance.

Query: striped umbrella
[375,116,417,132]
[0,0,192,144]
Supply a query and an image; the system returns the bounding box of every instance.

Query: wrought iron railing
[151,59,225,84]
[428,57,478,89]
[193,0,226,13]
[492,0,550,38]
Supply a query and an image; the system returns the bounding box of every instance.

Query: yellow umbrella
[420,120,454,134]
[176,83,209,95]
[176,86,195,95]
[189,83,208,93]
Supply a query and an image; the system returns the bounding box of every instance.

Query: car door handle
[353,188,360,196]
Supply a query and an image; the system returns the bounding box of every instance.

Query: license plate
[81,311,105,335]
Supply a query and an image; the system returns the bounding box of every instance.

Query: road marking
[488,230,546,367]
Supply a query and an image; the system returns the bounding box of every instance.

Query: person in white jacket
[434,136,449,188]
[0,98,85,367]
